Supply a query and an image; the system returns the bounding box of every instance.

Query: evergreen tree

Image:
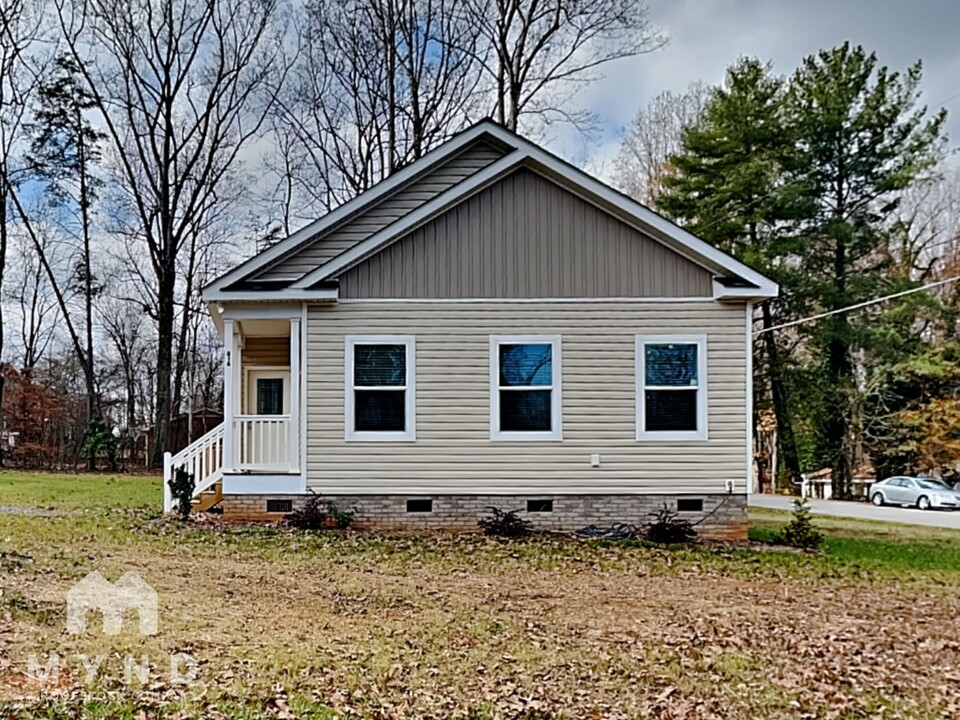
[787,43,947,497]
[657,58,807,488]
[27,54,106,470]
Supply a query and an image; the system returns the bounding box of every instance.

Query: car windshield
[915,479,952,491]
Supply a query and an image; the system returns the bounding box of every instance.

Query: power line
[754,274,960,335]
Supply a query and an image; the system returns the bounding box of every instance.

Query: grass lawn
[1,472,959,719]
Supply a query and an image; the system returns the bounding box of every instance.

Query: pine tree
[787,43,947,498]
[27,55,106,471]
[778,497,824,549]
[657,58,807,488]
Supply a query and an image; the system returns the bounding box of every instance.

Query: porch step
[191,482,224,513]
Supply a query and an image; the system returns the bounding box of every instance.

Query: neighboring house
[164,120,778,540]
[802,463,878,500]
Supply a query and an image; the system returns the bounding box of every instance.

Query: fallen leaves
[2,527,960,719]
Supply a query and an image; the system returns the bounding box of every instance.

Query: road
[748,493,960,529]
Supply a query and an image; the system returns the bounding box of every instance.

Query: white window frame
[636,334,708,442]
[345,335,416,442]
[490,334,562,442]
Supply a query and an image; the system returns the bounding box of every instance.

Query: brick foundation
[220,493,748,541]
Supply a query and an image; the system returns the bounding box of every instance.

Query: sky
[567,0,960,176]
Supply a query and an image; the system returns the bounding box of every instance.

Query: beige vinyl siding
[254,141,506,282]
[242,336,290,366]
[337,169,714,299]
[306,301,747,495]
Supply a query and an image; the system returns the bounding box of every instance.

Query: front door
[246,370,291,415]
[241,369,291,469]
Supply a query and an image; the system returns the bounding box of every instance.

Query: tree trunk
[0,185,7,469]
[760,303,803,487]
[151,268,176,467]
[77,112,98,471]
[826,224,854,499]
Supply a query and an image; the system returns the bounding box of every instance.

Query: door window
[257,378,284,415]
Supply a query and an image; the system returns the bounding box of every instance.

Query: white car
[870,476,960,510]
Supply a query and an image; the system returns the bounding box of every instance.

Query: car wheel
[871,492,885,507]
[917,495,931,511]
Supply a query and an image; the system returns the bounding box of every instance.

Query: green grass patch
[749,514,960,574]
[0,471,159,510]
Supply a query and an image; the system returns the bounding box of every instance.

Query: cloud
[567,0,960,175]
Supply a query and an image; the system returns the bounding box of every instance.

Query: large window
[636,334,707,441]
[345,335,416,441]
[490,335,562,441]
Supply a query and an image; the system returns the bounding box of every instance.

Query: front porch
[163,305,305,512]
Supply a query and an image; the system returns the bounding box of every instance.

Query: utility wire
[754,274,960,335]
[666,85,960,337]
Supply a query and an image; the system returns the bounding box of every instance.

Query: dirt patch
[2,525,959,719]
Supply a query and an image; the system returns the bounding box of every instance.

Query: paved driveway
[749,493,960,530]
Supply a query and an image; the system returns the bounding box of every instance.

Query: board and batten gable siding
[253,141,506,282]
[336,169,714,299]
[305,301,748,495]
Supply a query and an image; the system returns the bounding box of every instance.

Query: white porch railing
[235,415,290,472]
[161,415,295,512]
[162,423,224,512]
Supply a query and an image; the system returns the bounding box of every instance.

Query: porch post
[288,317,301,473]
[222,319,236,473]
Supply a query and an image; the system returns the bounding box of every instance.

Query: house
[164,120,778,540]
[801,463,877,500]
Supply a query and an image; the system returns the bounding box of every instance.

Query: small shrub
[478,507,533,538]
[286,494,328,530]
[82,416,120,471]
[644,505,696,544]
[168,467,195,519]
[326,502,356,529]
[777,497,824,549]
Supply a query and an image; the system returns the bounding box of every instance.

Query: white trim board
[204,120,778,302]
[635,334,709,442]
[222,473,305,495]
[344,335,417,442]
[336,297,717,304]
[202,123,507,298]
[745,302,754,495]
[489,334,563,442]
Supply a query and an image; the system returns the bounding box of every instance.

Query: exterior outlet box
[725,479,735,493]
[590,454,601,468]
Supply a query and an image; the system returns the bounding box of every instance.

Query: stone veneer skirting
[220,493,748,541]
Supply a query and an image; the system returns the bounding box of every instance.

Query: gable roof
[203,120,778,302]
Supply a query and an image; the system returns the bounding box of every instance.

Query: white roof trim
[299,123,777,297]
[209,119,778,300]
[204,287,339,303]
[291,151,526,289]
[202,122,512,297]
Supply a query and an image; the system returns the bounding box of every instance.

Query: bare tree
[98,295,150,436]
[890,168,960,280]
[0,0,48,465]
[271,0,485,218]
[614,82,712,204]
[463,0,666,132]
[54,0,289,465]
[5,231,61,371]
